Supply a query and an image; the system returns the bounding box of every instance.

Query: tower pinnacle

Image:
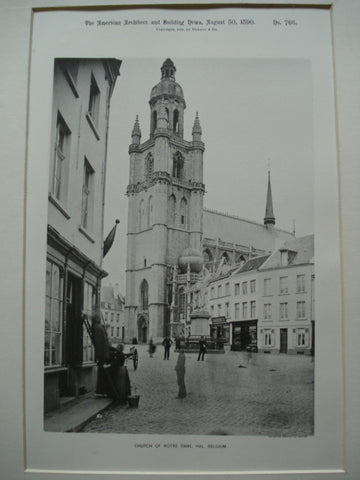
[264,170,275,229]
[192,112,202,141]
[131,115,141,144]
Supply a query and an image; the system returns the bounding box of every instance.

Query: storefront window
[44,261,63,367]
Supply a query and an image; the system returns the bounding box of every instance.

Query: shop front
[210,316,230,346]
[231,320,258,351]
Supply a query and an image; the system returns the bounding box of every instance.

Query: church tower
[125,59,205,343]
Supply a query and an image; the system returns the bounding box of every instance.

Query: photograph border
[0,0,359,479]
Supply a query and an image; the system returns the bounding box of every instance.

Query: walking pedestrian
[197,336,207,361]
[149,338,156,358]
[162,336,172,360]
[109,344,131,404]
[175,348,186,398]
[175,335,181,351]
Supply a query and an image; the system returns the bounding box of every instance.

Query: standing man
[90,310,110,395]
[175,348,186,398]
[162,336,173,360]
[197,336,207,361]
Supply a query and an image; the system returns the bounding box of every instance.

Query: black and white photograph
[43,56,315,437]
[15,3,350,477]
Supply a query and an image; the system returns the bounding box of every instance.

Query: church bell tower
[125,59,205,343]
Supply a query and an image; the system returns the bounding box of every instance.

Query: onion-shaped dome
[178,247,204,273]
[150,59,185,106]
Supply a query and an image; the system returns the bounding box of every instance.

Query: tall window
[210,305,214,316]
[81,158,94,230]
[280,276,288,294]
[280,302,288,319]
[140,280,149,311]
[139,199,146,230]
[44,261,63,367]
[234,283,240,296]
[173,109,179,133]
[180,197,188,228]
[83,282,95,362]
[296,274,306,293]
[235,303,240,320]
[250,280,256,293]
[225,282,230,296]
[168,195,176,225]
[242,282,248,295]
[250,301,256,318]
[264,329,274,347]
[225,302,230,318]
[210,287,215,299]
[296,328,308,347]
[217,304,222,316]
[264,303,272,320]
[217,285,222,297]
[242,302,248,319]
[173,152,184,180]
[146,153,154,179]
[297,301,306,319]
[88,74,100,128]
[264,278,271,296]
[53,112,70,202]
[147,196,154,227]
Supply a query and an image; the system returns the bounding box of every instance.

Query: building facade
[204,235,314,354]
[44,58,121,412]
[124,59,296,344]
[101,283,125,344]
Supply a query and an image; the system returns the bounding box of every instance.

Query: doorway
[280,328,288,353]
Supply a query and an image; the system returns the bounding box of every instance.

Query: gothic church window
[172,152,184,180]
[179,287,186,319]
[139,199,146,230]
[173,109,179,133]
[153,110,157,130]
[140,280,149,311]
[145,153,154,179]
[147,196,154,227]
[168,194,176,225]
[180,197,188,228]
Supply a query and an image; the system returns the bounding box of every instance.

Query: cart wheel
[133,349,138,370]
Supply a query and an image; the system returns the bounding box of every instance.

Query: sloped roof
[101,285,125,307]
[237,255,271,273]
[260,234,314,270]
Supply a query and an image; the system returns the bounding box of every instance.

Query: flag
[103,219,120,258]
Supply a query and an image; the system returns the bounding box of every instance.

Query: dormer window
[280,250,288,267]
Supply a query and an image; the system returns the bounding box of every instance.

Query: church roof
[264,171,275,225]
[203,208,294,252]
[237,255,271,273]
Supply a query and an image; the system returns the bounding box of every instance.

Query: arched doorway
[138,315,148,344]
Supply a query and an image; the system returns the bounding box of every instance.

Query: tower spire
[131,115,141,144]
[264,170,275,229]
[192,112,202,141]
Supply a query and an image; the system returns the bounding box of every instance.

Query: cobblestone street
[81,345,314,437]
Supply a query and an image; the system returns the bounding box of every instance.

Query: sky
[102,58,314,292]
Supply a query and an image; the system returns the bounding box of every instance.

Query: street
[81,345,314,436]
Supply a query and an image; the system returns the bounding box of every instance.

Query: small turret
[264,170,275,231]
[192,112,202,142]
[131,115,141,145]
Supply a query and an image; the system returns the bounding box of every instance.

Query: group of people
[90,312,131,404]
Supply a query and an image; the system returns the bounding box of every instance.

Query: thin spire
[192,112,202,135]
[131,115,141,137]
[264,170,275,226]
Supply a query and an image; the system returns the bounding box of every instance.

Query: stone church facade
[124,59,294,344]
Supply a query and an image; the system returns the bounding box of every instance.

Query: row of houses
[204,234,315,355]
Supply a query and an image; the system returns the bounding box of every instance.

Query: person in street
[197,336,207,361]
[175,335,181,351]
[109,344,131,404]
[162,336,173,360]
[175,348,186,398]
[90,310,110,395]
[149,338,156,357]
